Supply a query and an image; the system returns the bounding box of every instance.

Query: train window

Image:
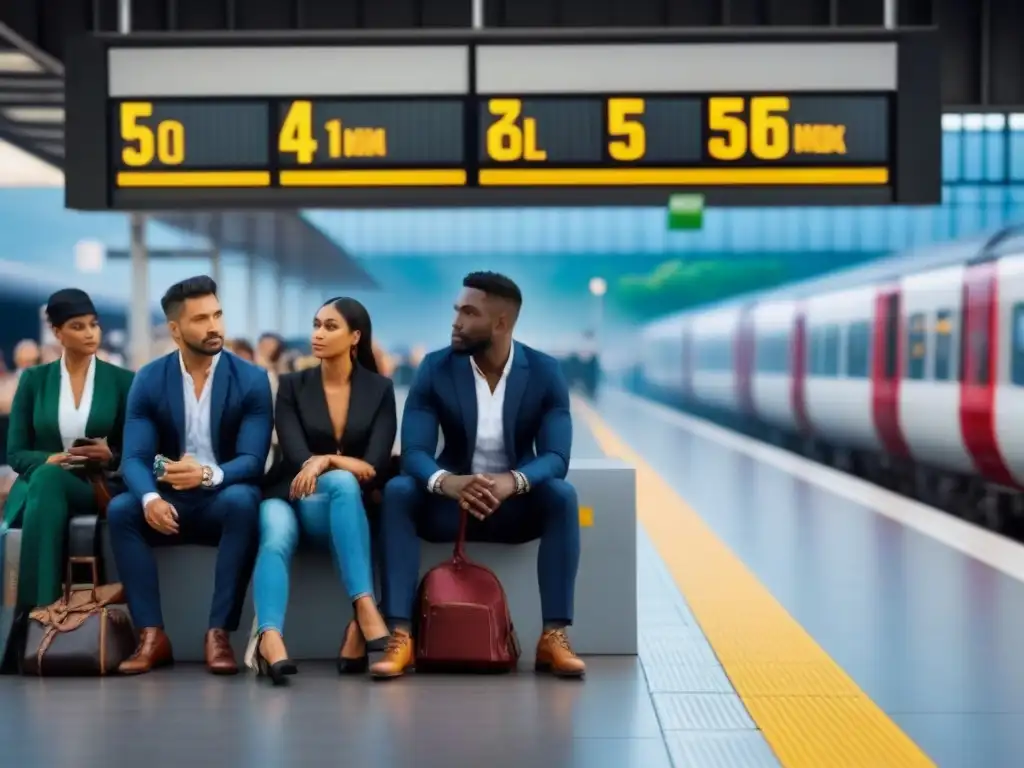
[884,294,900,379]
[756,332,789,373]
[906,312,927,380]
[934,309,954,381]
[696,337,733,371]
[807,327,822,376]
[1012,303,1024,386]
[846,321,871,377]
[823,324,840,377]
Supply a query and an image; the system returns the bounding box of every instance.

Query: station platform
[2,387,1022,766]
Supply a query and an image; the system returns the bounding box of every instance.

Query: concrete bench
[101,458,638,663]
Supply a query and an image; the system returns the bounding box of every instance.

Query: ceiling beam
[0,21,63,75]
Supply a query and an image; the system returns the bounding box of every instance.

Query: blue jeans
[253,469,373,635]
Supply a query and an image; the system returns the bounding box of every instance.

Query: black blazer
[264,364,398,500]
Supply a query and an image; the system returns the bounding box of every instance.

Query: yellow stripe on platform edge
[573,398,935,768]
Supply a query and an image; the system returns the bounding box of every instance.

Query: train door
[871,285,910,457]
[960,260,1015,485]
[735,307,756,416]
[790,304,811,435]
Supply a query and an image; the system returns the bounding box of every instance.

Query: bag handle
[63,556,100,603]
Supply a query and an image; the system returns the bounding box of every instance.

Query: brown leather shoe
[204,629,239,675]
[535,629,586,678]
[119,627,173,675]
[369,630,414,679]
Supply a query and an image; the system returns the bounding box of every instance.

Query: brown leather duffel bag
[22,556,136,676]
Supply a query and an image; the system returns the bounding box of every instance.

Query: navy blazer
[401,341,572,489]
[121,350,274,501]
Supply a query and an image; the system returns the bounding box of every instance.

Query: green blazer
[4,359,135,527]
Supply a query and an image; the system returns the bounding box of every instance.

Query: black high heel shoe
[337,620,369,675]
[256,633,298,685]
[354,607,391,653]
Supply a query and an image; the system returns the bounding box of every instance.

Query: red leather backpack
[414,509,520,672]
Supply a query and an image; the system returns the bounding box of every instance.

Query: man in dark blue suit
[374,272,584,679]
[107,276,273,676]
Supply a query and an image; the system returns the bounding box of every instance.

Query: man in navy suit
[108,276,273,676]
[374,272,584,679]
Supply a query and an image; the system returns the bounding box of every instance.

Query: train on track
[633,224,1024,532]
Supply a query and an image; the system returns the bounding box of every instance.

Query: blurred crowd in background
[0,330,432,419]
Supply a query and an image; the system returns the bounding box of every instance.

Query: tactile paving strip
[665,732,783,767]
[637,532,780,767]
[653,693,756,731]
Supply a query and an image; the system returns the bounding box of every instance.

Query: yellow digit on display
[156,120,185,164]
[749,96,790,160]
[607,98,646,162]
[279,100,318,164]
[486,98,547,162]
[120,101,185,167]
[707,96,791,161]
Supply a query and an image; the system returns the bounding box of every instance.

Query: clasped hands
[289,454,376,500]
[441,473,518,521]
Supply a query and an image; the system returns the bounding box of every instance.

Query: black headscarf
[46,288,97,327]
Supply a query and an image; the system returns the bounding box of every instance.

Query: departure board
[64,29,940,209]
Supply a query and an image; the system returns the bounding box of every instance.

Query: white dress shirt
[428,344,514,492]
[58,354,96,451]
[143,352,224,509]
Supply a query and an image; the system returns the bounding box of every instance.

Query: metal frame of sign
[65,27,940,210]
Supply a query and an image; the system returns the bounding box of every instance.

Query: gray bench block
[102,458,637,663]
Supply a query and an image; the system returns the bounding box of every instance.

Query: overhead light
[2,106,63,123]
[962,113,985,131]
[0,52,42,73]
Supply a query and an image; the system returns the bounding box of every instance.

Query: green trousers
[17,464,97,607]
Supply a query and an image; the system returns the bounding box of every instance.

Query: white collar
[179,350,221,379]
[471,341,515,379]
[61,353,96,379]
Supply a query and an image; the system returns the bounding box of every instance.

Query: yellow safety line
[574,398,935,768]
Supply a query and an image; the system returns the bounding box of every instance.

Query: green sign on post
[667,194,705,231]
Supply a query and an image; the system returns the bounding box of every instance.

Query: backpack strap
[453,505,468,563]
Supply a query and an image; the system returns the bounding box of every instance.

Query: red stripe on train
[871,285,911,457]
[960,261,1016,486]
[681,324,693,400]
[791,305,812,435]
[736,308,756,415]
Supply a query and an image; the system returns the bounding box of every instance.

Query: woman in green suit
[5,289,134,607]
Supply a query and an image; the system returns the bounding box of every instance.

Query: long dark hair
[321,296,378,374]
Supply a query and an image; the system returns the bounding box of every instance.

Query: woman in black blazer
[251,297,397,683]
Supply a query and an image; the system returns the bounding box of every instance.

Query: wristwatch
[201,465,214,488]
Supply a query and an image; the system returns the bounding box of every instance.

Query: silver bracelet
[433,471,452,495]
[512,470,529,495]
